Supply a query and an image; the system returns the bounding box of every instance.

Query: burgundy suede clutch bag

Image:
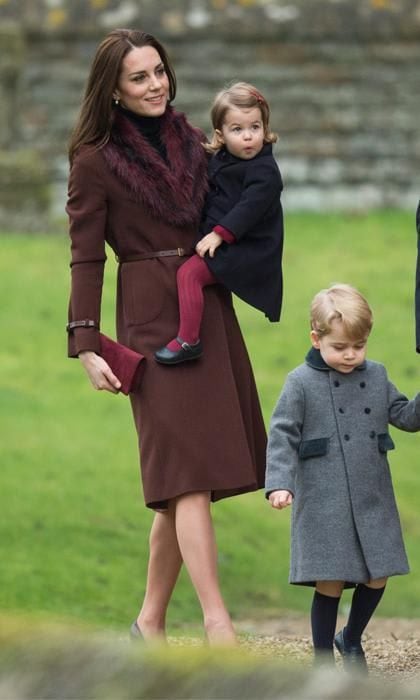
[99,333,146,395]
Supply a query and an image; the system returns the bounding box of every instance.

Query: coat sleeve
[265,372,304,497]
[387,378,420,432]
[66,151,107,357]
[415,200,420,353]
[217,159,282,240]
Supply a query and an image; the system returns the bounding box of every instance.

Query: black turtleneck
[117,105,167,161]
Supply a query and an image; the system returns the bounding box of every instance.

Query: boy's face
[311,319,369,374]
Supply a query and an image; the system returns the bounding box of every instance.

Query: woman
[66,29,267,644]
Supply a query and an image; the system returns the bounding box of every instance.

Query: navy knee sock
[345,583,386,644]
[311,590,340,655]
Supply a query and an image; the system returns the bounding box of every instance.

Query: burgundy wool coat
[66,107,267,509]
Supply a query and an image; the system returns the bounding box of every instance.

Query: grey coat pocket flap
[378,433,395,453]
[299,437,329,460]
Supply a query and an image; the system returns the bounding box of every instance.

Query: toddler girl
[155,82,284,364]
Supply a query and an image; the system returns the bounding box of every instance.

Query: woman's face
[114,46,170,117]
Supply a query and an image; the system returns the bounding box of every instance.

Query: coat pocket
[298,437,329,460]
[378,433,395,453]
[120,262,166,326]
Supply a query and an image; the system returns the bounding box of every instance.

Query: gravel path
[170,616,420,680]
[235,615,420,680]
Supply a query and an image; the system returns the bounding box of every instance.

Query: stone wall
[1,0,420,229]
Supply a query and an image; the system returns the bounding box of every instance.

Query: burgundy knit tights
[166,254,217,351]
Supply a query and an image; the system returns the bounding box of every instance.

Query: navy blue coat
[200,143,284,322]
[416,200,420,352]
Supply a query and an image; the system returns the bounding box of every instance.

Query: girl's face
[311,319,369,374]
[114,46,170,117]
[217,106,265,160]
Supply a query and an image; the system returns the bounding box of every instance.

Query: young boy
[265,283,420,670]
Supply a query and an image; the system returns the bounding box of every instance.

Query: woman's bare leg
[136,506,183,640]
[174,491,236,645]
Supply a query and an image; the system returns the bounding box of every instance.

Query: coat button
[334,380,340,387]
[339,408,345,414]
[364,407,371,414]
[344,434,350,441]
[370,430,376,438]
[360,381,366,388]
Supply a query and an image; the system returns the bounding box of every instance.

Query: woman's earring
[113,97,120,106]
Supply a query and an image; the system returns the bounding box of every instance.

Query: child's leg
[166,255,217,351]
[334,577,386,672]
[344,578,387,643]
[311,581,344,661]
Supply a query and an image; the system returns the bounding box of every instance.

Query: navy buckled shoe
[155,337,202,365]
[334,628,368,673]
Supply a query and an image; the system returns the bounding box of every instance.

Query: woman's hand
[196,231,223,258]
[268,490,293,510]
[78,351,121,394]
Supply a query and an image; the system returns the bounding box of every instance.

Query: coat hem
[289,568,410,588]
[146,481,262,510]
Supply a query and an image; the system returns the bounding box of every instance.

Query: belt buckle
[177,247,184,256]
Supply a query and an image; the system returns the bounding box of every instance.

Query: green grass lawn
[0,210,419,634]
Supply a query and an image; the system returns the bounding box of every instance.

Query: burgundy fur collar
[103,107,208,228]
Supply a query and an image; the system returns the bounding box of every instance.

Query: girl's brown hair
[205,81,277,154]
[310,284,373,340]
[68,29,177,163]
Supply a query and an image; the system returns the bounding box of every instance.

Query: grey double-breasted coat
[265,348,420,586]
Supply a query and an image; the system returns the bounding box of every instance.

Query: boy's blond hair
[204,81,278,154]
[310,284,373,339]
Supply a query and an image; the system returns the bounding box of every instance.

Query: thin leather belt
[116,248,194,263]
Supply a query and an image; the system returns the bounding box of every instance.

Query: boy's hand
[196,231,223,258]
[268,490,293,509]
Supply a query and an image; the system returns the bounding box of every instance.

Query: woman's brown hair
[68,29,177,163]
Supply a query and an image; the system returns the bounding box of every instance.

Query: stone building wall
[0,0,420,229]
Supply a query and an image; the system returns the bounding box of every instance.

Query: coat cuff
[265,474,296,497]
[68,327,101,358]
[213,225,236,243]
